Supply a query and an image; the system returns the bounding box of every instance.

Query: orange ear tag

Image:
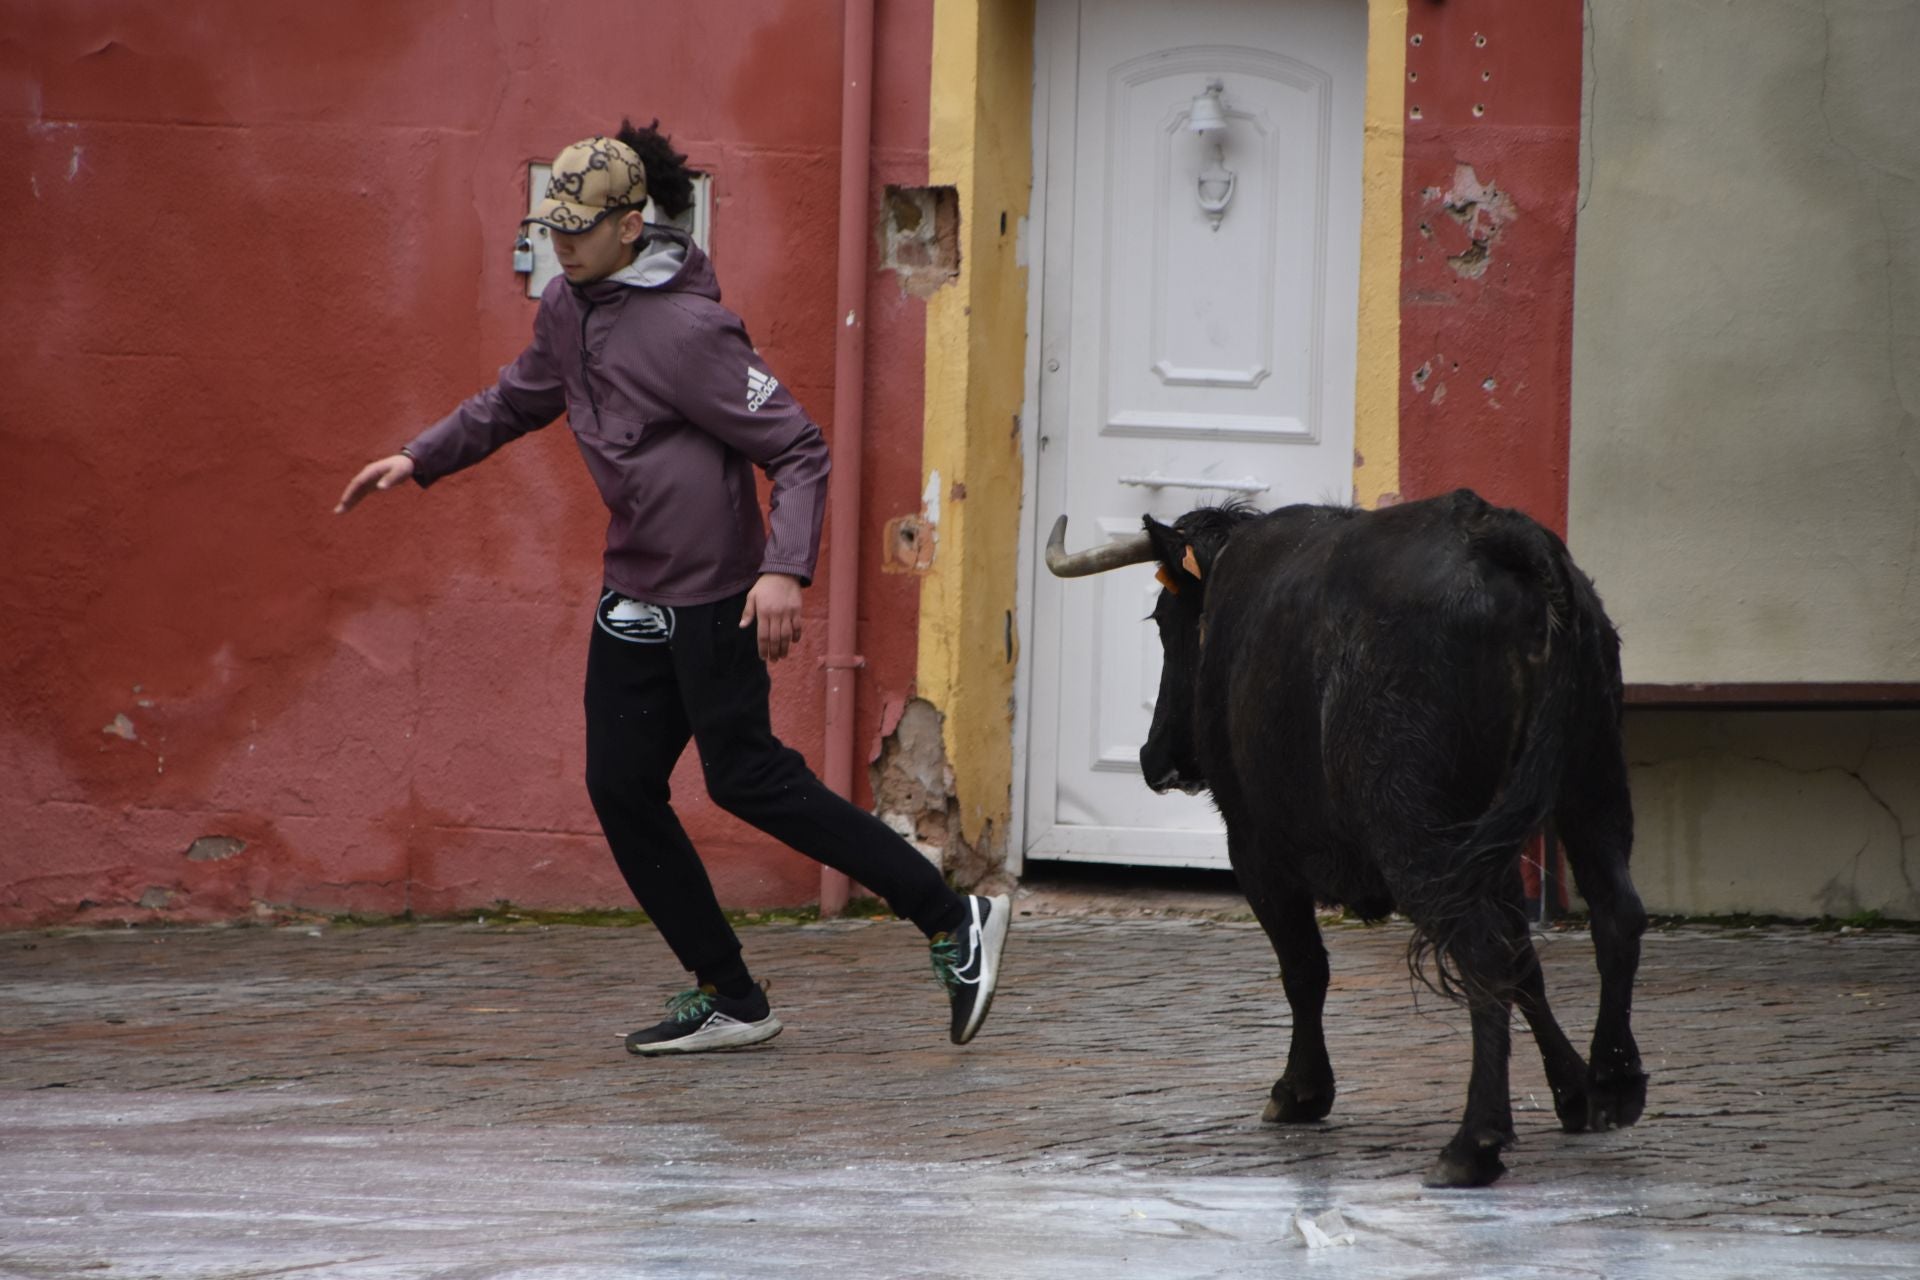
[1181,546,1203,580]
[1154,566,1181,595]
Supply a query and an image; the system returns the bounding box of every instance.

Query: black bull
[1047,488,1647,1188]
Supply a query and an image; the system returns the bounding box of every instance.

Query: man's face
[548,209,643,284]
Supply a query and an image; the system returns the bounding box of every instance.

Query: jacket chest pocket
[570,401,648,449]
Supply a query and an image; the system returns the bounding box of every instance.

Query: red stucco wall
[1398,0,1584,533]
[0,1,933,925]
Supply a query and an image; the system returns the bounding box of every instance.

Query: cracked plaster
[1623,710,1920,920]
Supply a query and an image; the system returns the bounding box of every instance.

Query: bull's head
[1045,513,1219,796]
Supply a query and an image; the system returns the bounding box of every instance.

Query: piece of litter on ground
[1294,1208,1356,1248]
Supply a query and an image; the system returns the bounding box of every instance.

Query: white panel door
[1026,0,1366,868]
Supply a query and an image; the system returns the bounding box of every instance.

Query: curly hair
[616,118,699,220]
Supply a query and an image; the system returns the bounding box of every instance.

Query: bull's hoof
[1423,1149,1507,1189]
[1261,1076,1335,1124]
[1551,1085,1591,1134]
[1586,1068,1648,1131]
[1423,1134,1511,1189]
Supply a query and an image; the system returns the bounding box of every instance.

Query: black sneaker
[624,983,783,1056]
[929,894,1010,1045]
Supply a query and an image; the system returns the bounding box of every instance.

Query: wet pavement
[2,907,1917,1278]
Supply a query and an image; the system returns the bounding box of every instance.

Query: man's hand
[740,573,804,663]
[336,454,416,514]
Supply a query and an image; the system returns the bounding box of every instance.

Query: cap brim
[521,198,610,233]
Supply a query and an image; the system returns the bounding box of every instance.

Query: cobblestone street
[3,908,1917,1277]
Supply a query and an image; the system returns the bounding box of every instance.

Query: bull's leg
[1563,838,1647,1129]
[1511,930,1593,1134]
[1499,855,1591,1131]
[1430,879,1594,1187]
[1427,995,1517,1187]
[1559,744,1648,1131]
[1243,881,1335,1124]
[1428,882,1543,1189]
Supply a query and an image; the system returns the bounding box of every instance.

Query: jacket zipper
[578,299,602,426]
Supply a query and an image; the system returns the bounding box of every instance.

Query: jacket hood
[572,227,718,304]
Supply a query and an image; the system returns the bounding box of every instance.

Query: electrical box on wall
[520,163,713,298]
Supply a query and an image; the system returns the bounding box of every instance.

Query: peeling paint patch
[186,836,248,862]
[102,714,137,741]
[921,470,942,528]
[1429,164,1515,280]
[1447,240,1490,277]
[869,699,995,888]
[67,147,82,181]
[881,185,960,298]
[882,514,935,574]
[870,699,956,872]
[882,469,945,574]
[138,886,175,910]
[874,693,906,746]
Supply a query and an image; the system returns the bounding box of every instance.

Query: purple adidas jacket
[403,228,830,607]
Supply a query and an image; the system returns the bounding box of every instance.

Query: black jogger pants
[583,588,963,980]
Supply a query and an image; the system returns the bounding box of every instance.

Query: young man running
[337,125,1009,1054]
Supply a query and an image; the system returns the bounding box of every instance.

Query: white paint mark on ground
[1,1094,1914,1280]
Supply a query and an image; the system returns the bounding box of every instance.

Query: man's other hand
[336,454,416,514]
[740,573,804,663]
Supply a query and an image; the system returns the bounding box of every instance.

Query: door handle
[1118,473,1270,495]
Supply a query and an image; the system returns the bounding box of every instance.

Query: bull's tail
[1408,502,1602,1002]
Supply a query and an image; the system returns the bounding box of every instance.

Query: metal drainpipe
[818,0,877,917]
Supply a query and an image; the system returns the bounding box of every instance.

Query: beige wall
[1625,711,1920,921]
[1570,3,1920,922]
[1569,0,1919,684]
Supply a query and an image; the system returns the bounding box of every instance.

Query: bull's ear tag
[1182,546,1203,580]
[1154,566,1181,595]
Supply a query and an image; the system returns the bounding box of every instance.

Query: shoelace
[929,916,984,994]
[666,987,717,1024]
[929,936,961,993]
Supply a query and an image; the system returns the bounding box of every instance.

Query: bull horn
[1044,515,1157,577]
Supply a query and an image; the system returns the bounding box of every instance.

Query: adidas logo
[747,367,779,412]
